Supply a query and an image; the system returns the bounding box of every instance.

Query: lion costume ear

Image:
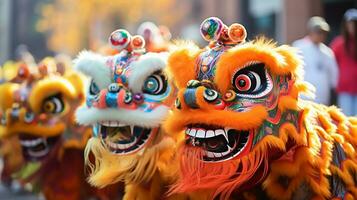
[0,83,18,112]
[274,45,303,79]
[64,72,86,100]
[167,41,201,88]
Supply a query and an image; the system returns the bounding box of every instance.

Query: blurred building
[0,0,356,64]
[0,0,51,65]
[177,0,357,44]
[0,0,11,65]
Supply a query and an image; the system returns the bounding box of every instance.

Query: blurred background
[0,0,356,63]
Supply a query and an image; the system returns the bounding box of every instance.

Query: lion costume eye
[142,71,167,95]
[89,80,100,95]
[42,95,64,114]
[232,62,273,98]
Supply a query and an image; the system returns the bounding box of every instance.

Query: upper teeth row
[20,138,45,147]
[104,137,138,150]
[185,127,231,142]
[100,121,127,127]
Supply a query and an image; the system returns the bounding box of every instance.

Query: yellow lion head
[0,58,88,162]
[164,17,315,198]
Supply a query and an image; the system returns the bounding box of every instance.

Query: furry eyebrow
[74,51,111,89]
[128,52,168,93]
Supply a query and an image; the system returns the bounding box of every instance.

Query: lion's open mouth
[99,121,155,155]
[19,134,60,161]
[185,124,253,162]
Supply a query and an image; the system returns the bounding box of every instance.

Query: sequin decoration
[200,17,223,41]
[109,29,131,50]
[196,48,225,81]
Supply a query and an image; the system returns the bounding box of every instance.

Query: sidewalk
[0,184,38,200]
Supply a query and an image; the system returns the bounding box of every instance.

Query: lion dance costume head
[0,58,88,161]
[165,17,357,199]
[0,58,120,200]
[75,29,180,199]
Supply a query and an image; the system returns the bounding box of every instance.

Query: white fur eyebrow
[75,105,170,128]
[74,51,111,89]
[128,52,168,93]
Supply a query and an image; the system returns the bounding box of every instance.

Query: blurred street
[0,184,38,200]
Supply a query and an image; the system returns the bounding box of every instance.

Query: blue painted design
[105,92,118,108]
[143,85,171,103]
[86,95,93,107]
[92,124,99,137]
[184,88,199,109]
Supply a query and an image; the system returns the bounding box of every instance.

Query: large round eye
[142,72,167,95]
[42,95,64,114]
[89,80,100,95]
[232,62,272,98]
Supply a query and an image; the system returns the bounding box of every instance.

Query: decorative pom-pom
[131,35,145,49]
[200,17,224,42]
[109,29,131,50]
[228,23,247,42]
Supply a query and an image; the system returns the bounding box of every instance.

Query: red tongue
[207,140,220,149]
[203,137,226,152]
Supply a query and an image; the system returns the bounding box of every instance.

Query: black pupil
[90,81,99,95]
[238,79,246,87]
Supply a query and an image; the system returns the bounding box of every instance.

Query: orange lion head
[165,17,309,198]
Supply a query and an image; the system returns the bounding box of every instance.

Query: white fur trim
[128,52,168,93]
[73,51,111,89]
[75,105,169,128]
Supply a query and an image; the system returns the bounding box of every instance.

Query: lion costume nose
[180,79,225,110]
[96,83,143,109]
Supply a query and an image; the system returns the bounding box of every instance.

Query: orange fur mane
[165,37,357,200]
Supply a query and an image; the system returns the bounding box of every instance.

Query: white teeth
[205,130,215,138]
[205,152,224,158]
[196,129,205,138]
[27,147,49,158]
[213,152,222,158]
[189,129,197,137]
[215,129,229,142]
[206,151,215,158]
[185,127,230,141]
[100,121,127,127]
[186,125,252,162]
[20,138,44,147]
[105,137,138,150]
[205,151,225,158]
[130,125,134,134]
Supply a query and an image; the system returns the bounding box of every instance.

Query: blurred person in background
[330,8,357,116]
[293,16,338,106]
